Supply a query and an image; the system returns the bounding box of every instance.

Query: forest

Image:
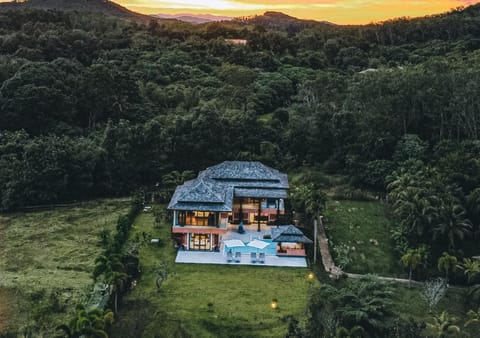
[0,3,480,337]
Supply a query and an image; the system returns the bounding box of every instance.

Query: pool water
[224,240,277,255]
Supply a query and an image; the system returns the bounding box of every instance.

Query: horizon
[118,0,480,24]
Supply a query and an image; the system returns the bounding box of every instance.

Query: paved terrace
[175,251,307,267]
[175,225,307,267]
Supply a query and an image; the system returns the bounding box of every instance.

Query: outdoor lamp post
[308,272,314,282]
[271,298,278,310]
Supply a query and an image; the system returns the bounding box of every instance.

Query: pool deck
[175,251,308,267]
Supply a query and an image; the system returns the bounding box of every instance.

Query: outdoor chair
[250,252,257,263]
[258,252,265,264]
[235,252,241,263]
[227,250,233,262]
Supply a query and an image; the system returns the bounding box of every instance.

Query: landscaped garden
[111,211,316,338]
[0,199,130,336]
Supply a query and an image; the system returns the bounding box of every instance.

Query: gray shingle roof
[234,188,287,199]
[271,225,313,243]
[178,180,223,203]
[168,161,288,211]
[202,161,279,181]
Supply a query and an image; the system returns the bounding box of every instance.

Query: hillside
[0,199,130,335]
[0,0,157,23]
[153,13,234,24]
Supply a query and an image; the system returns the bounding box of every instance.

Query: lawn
[112,210,315,338]
[391,283,468,322]
[325,199,403,277]
[0,199,131,336]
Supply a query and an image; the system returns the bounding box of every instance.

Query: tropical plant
[106,270,128,314]
[458,258,480,284]
[289,183,327,221]
[308,277,394,337]
[56,305,114,338]
[437,252,457,283]
[161,170,195,188]
[335,325,366,338]
[401,248,422,287]
[422,278,448,312]
[433,200,472,250]
[465,307,480,328]
[93,254,124,279]
[467,285,480,307]
[425,311,461,338]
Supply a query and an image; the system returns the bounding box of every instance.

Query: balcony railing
[173,223,227,229]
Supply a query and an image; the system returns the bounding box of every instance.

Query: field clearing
[0,199,130,335]
[325,199,403,276]
[112,211,315,337]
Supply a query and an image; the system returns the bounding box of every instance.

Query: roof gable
[178,180,224,203]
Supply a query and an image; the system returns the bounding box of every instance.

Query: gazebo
[271,225,312,257]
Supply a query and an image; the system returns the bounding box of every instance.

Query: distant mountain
[243,11,335,31]
[0,0,156,23]
[153,13,234,24]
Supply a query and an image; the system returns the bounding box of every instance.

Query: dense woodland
[1,4,480,337]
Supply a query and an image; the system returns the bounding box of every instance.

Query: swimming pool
[224,239,277,255]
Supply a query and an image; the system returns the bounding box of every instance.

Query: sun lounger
[250,252,257,263]
[258,252,265,264]
[227,251,233,262]
[235,252,241,263]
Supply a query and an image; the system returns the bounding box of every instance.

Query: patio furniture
[258,252,265,264]
[235,252,241,263]
[227,250,233,262]
[250,252,257,263]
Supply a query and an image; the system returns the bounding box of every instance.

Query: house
[225,39,248,45]
[168,161,289,251]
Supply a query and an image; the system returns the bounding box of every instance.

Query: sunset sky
[118,0,480,24]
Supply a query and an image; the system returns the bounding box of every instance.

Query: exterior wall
[172,210,227,251]
[173,232,220,251]
[230,198,285,225]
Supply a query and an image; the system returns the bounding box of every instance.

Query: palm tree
[56,305,113,338]
[434,200,472,250]
[106,270,128,313]
[459,258,480,284]
[93,253,124,279]
[425,311,461,338]
[437,252,457,284]
[394,189,435,236]
[401,248,422,287]
[466,188,480,240]
[465,307,480,328]
[467,285,480,306]
[336,325,366,338]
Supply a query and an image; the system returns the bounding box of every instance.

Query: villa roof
[201,161,281,181]
[271,225,313,243]
[178,180,223,203]
[234,187,287,199]
[168,161,288,211]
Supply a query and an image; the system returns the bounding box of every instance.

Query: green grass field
[325,199,403,276]
[0,199,130,336]
[112,211,315,338]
